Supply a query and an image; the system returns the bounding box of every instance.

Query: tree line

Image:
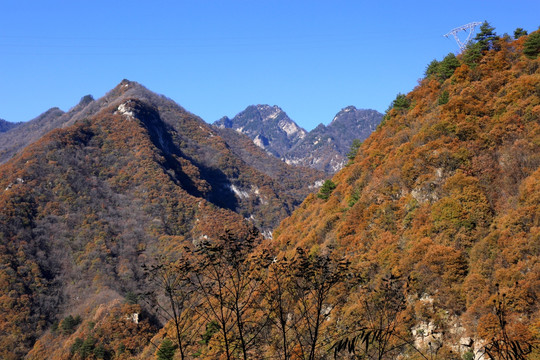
[143,230,534,360]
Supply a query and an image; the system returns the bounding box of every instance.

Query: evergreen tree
[438,53,461,80]
[524,31,540,59]
[425,53,460,82]
[60,315,81,335]
[347,139,362,161]
[513,27,528,39]
[425,59,440,77]
[463,41,483,67]
[438,90,449,105]
[317,179,337,200]
[474,21,498,51]
[390,93,411,111]
[157,339,176,360]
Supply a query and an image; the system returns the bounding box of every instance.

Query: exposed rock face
[284,107,383,173]
[216,105,383,173]
[214,105,307,158]
[0,80,324,235]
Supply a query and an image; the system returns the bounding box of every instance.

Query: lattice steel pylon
[444,22,482,52]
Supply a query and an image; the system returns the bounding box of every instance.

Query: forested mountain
[215,105,383,173]
[0,107,66,162]
[1,26,539,360]
[1,80,324,234]
[0,80,324,358]
[274,28,540,358]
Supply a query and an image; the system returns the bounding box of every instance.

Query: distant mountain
[0,118,22,133]
[0,106,65,163]
[215,105,383,173]
[214,105,307,158]
[214,126,325,203]
[285,107,383,172]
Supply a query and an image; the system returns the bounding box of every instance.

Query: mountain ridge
[0,86,320,356]
[215,104,383,173]
[0,118,22,133]
[214,104,308,158]
[1,28,539,359]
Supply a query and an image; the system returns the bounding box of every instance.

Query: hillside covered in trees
[0,24,539,359]
[0,80,326,358]
[273,24,540,359]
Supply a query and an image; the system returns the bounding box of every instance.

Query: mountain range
[0,79,328,358]
[0,119,20,133]
[0,118,21,133]
[0,27,539,359]
[215,105,383,173]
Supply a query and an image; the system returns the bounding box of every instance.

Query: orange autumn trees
[144,230,355,359]
[274,28,540,358]
[1,26,538,359]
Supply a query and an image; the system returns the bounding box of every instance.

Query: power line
[444,22,482,52]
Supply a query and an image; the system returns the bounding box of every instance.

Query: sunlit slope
[274,32,540,346]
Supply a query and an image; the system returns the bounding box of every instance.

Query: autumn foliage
[274,29,540,358]
[0,28,539,359]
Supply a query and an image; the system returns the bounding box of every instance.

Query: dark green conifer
[318,179,337,200]
[524,31,540,59]
[474,21,498,51]
[157,338,176,360]
[513,27,528,39]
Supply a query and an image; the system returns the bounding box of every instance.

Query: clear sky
[1,1,538,130]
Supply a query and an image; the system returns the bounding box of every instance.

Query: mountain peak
[331,106,362,123]
[341,105,357,112]
[248,104,288,122]
[78,94,95,107]
[285,107,383,173]
[119,78,139,88]
[213,105,307,157]
[108,79,148,98]
[329,107,382,129]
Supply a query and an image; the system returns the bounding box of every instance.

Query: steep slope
[285,107,383,172]
[0,96,258,358]
[215,104,307,157]
[1,80,318,234]
[0,81,326,357]
[214,126,325,203]
[273,32,540,355]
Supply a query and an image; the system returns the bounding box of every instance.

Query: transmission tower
[444,22,482,52]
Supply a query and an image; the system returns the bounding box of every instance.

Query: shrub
[60,315,81,335]
[438,90,450,105]
[156,338,176,360]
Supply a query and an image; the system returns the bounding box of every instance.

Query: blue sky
[1,1,538,130]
